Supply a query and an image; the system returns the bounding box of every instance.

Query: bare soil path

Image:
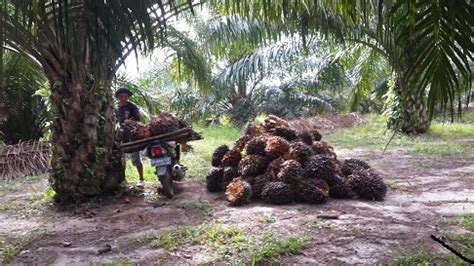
[1,147,473,264]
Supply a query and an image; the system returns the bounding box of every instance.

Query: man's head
[115,88,132,106]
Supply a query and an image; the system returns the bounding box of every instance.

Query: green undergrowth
[181,200,212,216]
[182,125,242,181]
[134,223,306,264]
[391,214,474,265]
[0,174,47,196]
[0,231,46,263]
[124,124,241,182]
[326,114,474,156]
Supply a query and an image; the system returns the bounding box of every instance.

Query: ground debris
[97,244,112,255]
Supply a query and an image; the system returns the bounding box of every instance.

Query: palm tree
[0,0,199,202]
[209,0,473,134]
[0,51,48,144]
[196,13,388,125]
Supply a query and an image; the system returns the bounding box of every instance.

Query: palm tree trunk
[388,77,430,134]
[49,80,124,202]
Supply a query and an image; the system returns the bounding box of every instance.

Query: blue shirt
[116,102,140,124]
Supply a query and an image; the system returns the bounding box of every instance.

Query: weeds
[0,174,47,196]
[250,230,306,264]
[181,200,212,216]
[258,214,276,224]
[0,231,46,263]
[182,125,242,181]
[391,214,474,265]
[302,218,331,229]
[133,224,306,264]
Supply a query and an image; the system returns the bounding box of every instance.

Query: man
[115,88,144,181]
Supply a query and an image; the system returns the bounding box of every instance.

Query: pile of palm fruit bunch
[119,112,192,142]
[206,115,387,206]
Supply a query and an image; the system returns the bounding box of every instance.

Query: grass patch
[250,230,306,264]
[326,115,474,156]
[182,125,242,181]
[181,200,212,216]
[302,218,331,229]
[123,125,241,183]
[0,174,48,196]
[258,214,276,224]
[391,214,474,265]
[460,214,474,231]
[0,231,46,263]
[134,223,306,264]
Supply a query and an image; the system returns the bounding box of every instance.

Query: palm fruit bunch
[221,149,242,167]
[234,135,251,152]
[263,115,290,131]
[238,155,269,177]
[222,167,239,189]
[265,136,290,159]
[341,158,371,176]
[206,168,224,192]
[270,126,298,141]
[297,128,322,145]
[121,112,194,143]
[261,182,294,204]
[245,122,265,137]
[312,141,337,159]
[245,136,267,156]
[225,179,252,206]
[326,174,353,199]
[212,145,229,167]
[265,158,285,181]
[277,160,303,185]
[287,142,314,164]
[120,120,149,142]
[148,112,179,136]
[304,155,337,181]
[346,169,387,201]
[252,174,271,198]
[207,114,387,207]
[297,179,330,204]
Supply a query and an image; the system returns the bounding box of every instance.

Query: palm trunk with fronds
[388,75,430,134]
[49,78,124,202]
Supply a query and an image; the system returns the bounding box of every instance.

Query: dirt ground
[0,143,472,265]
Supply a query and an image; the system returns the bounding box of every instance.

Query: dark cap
[115,88,132,97]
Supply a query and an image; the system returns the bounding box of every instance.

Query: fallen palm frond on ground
[0,141,51,180]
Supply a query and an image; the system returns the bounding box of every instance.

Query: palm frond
[164,26,211,92]
[0,51,47,144]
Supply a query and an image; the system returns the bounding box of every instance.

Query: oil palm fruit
[221,149,242,167]
[347,169,387,201]
[277,160,303,185]
[312,141,337,159]
[245,136,267,156]
[297,179,330,204]
[287,142,314,164]
[304,155,337,181]
[264,136,290,159]
[271,126,298,141]
[238,155,269,177]
[206,168,224,192]
[222,167,239,189]
[341,159,371,176]
[261,182,294,204]
[212,145,229,167]
[225,179,252,206]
